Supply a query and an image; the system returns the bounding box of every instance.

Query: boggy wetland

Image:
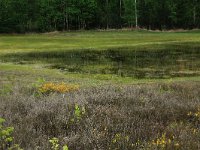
[2,43,200,79]
[0,31,200,150]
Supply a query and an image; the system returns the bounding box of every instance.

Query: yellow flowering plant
[38,82,79,94]
[149,133,180,149]
[187,107,200,127]
[187,108,200,118]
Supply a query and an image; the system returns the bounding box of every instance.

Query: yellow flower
[193,128,198,134]
[150,133,177,148]
[187,112,192,116]
[168,139,171,144]
[174,143,180,147]
[39,82,79,94]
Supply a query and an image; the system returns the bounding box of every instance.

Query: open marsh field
[1,31,200,149]
[1,31,200,80]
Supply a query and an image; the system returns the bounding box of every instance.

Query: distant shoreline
[1,28,200,35]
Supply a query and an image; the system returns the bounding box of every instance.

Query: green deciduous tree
[0,0,200,32]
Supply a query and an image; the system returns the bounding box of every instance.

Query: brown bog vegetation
[1,81,200,149]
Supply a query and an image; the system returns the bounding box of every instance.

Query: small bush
[0,118,22,150]
[38,82,79,94]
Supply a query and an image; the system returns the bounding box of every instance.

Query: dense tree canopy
[0,0,200,33]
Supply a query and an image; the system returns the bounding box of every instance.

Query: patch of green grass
[1,31,200,54]
[0,63,107,87]
[1,63,200,89]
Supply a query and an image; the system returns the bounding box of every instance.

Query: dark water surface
[1,45,200,79]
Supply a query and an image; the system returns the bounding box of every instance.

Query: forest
[0,0,200,33]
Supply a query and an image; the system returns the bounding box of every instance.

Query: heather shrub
[0,82,200,149]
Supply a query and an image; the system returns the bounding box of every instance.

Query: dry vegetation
[1,81,200,149]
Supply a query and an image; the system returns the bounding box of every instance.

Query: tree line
[0,0,199,33]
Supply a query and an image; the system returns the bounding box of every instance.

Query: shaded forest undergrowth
[1,81,200,149]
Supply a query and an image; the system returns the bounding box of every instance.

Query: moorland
[0,30,200,149]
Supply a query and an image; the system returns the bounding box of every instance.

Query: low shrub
[0,82,200,149]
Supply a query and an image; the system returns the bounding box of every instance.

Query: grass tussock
[0,81,200,149]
